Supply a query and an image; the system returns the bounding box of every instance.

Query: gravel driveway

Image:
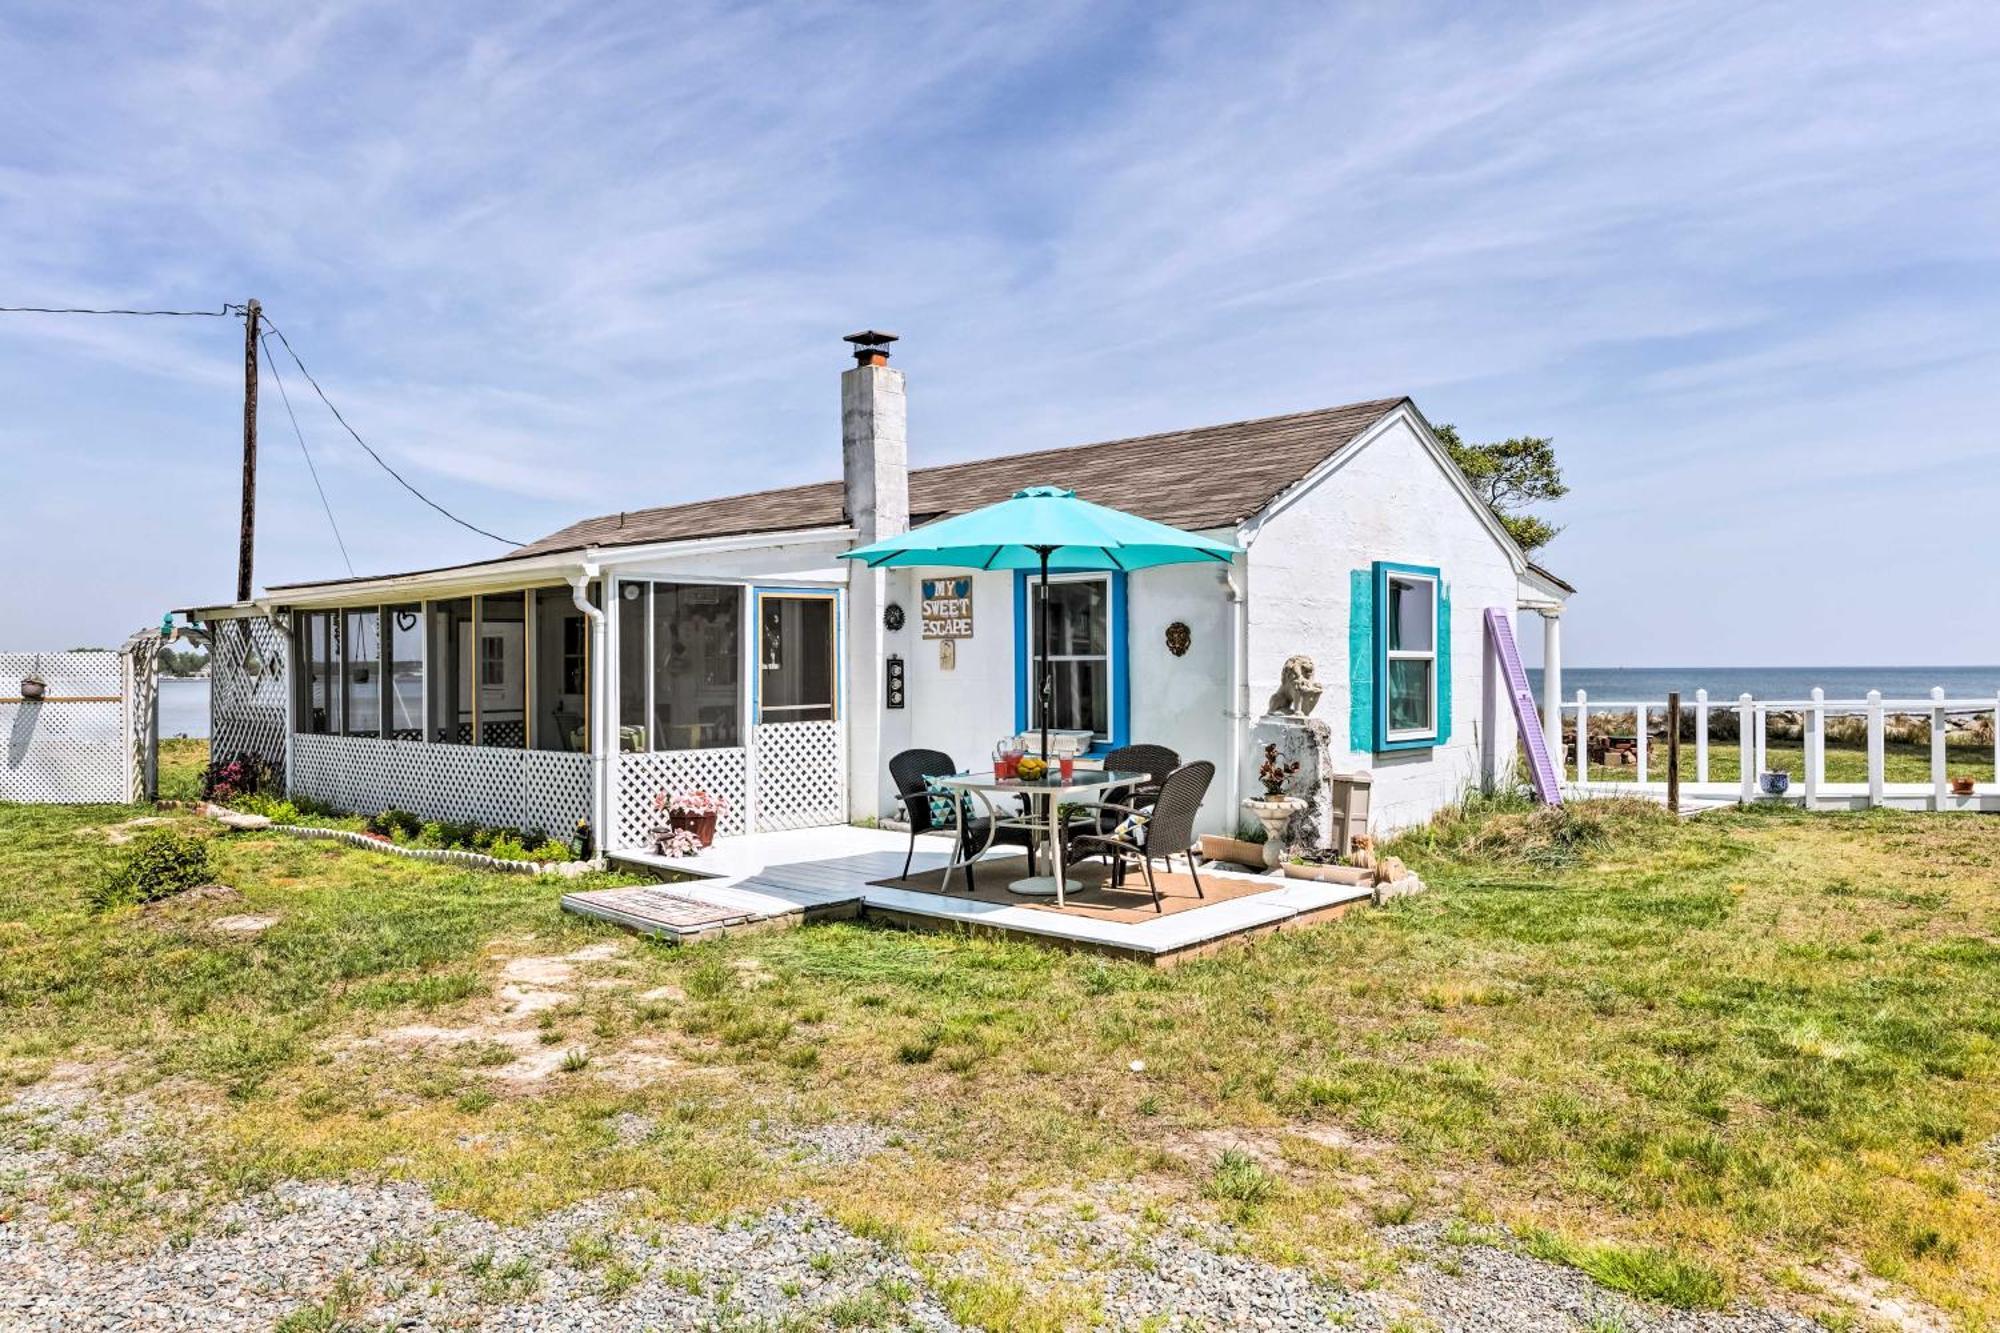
[0,1081,1829,1331]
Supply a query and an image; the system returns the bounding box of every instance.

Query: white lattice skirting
[615,747,750,850]
[753,721,846,831]
[1,651,128,804]
[290,734,592,837]
[207,617,289,787]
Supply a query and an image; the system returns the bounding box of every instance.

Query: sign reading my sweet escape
[920,578,973,639]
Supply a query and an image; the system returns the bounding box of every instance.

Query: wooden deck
[564,825,1372,964]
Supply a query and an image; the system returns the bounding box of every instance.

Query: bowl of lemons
[1015,756,1048,781]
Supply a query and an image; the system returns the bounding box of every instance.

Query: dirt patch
[211,913,278,935]
[1808,1256,1955,1333]
[92,816,176,846]
[340,940,701,1090]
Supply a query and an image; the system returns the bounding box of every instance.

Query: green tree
[1433,423,1568,555]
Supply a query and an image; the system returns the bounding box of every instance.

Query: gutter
[568,559,610,861]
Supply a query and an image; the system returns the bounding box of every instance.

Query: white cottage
[188,334,1572,856]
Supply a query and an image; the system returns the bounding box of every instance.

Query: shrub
[92,828,212,909]
[365,808,423,841]
[232,793,301,824]
[201,750,275,803]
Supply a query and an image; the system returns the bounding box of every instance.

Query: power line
[256,315,523,548]
[0,303,241,317]
[259,334,354,576]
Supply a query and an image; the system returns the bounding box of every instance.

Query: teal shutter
[1348,568,1375,752]
[1436,583,1452,746]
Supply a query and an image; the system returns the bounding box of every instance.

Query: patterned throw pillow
[923,775,972,829]
[1111,808,1150,842]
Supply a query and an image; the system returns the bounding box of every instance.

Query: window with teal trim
[1015,570,1129,754]
[1374,562,1441,749]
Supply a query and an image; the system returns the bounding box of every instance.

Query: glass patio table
[934,769,1147,907]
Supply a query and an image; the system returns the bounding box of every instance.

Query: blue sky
[2,1,1996,666]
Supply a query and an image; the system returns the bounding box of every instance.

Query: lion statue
[1267,654,1323,718]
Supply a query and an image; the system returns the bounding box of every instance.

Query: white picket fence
[1559,686,2000,810]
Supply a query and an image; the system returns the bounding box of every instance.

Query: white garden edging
[266,823,599,877]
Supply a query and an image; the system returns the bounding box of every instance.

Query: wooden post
[1932,686,1948,809]
[1738,694,1756,803]
[1635,703,1649,785]
[1575,689,1588,784]
[1866,689,1884,807]
[1666,690,1681,813]
[236,298,261,604]
[1695,687,1710,784]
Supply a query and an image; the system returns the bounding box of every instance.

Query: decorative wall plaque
[884,602,905,631]
[1165,621,1191,657]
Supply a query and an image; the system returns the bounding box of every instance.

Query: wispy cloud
[1,0,1996,661]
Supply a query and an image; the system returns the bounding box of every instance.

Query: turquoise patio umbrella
[840,486,1241,761]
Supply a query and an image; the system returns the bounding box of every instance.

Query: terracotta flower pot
[19,675,46,701]
[669,810,718,847]
[1950,777,1976,797]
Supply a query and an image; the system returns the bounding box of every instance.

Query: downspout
[569,561,608,862]
[1224,557,1249,826]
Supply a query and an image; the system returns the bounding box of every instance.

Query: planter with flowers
[652,789,729,854]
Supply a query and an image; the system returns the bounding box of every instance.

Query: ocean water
[158,676,208,737]
[1526,666,2000,705]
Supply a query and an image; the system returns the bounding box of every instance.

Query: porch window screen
[652,584,741,750]
[298,610,338,735]
[476,593,527,747]
[386,605,423,740]
[532,584,589,752]
[427,598,474,744]
[758,594,836,723]
[617,583,648,750]
[1029,574,1111,743]
[342,609,381,737]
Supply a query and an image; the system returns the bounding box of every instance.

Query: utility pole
[236,298,261,603]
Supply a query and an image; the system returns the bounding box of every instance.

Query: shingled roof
[508,396,1408,560]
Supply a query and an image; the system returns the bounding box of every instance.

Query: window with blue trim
[1016,571,1127,752]
[1375,563,1440,748]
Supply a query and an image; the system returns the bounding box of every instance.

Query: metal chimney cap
[843,330,899,349]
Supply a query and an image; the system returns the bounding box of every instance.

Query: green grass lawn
[3,745,1997,1327]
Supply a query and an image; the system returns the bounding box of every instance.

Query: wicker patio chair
[1064,743,1179,850]
[887,748,1040,890]
[1067,760,1214,912]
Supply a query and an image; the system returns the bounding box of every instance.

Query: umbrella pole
[1037,546,1052,763]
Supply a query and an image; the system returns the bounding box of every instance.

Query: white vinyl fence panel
[1,651,130,804]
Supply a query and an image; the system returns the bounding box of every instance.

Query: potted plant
[1950,776,1976,796]
[653,789,728,850]
[1258,742,1299,797]
[18,673,46,701]
[1758,769,1791,796]
[1281,848,1372,886]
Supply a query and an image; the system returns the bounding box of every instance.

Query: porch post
[1540,610,1563,779]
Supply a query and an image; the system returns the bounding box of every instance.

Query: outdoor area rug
[870,854,1277,922]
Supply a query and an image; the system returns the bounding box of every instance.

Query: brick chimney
[841,330,909,820]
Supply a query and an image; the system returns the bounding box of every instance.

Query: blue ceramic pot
[1758,770,1791,796]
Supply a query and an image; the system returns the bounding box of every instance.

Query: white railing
[1553,685,2000,809]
